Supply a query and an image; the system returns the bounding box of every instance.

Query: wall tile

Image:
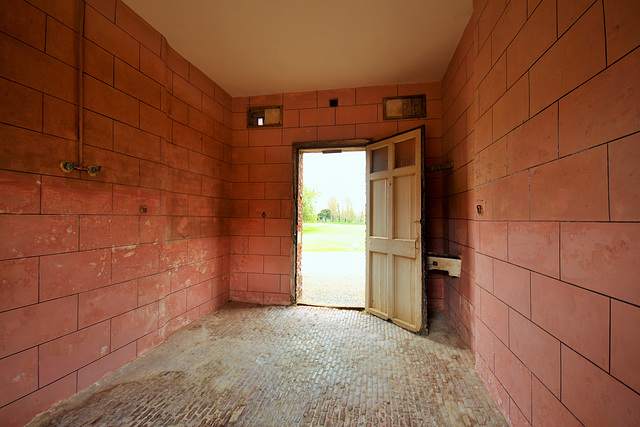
[110,302,158,350]
[0,296,77,359]
[39,321,110,386]
[609,133,640,221]
[562,345,640,426]
[494,260,530,317]
[114,58,161,108]
[530,146,608,221]
[43,95,77,139]
[115,1,161,55]
[0,77,43,132]
[283,91,317,109]
[495,340,532,420]
[80,213,139,249]
[0,347,38,407]
[0,32,77,103]
[493,74,529,139]
[355,84,396,105]
[561,222,640,306]
[0,373,76,427]
[510,309,560,396]
[508,222,559,277]
[558,47,640,156]
[77,342,136,391]
[491,0,527,61]
[529,2,606,115]
[531,377,581,427]
[0,0,46,50]
[506,0,556,86]
[0,214,78,260]
[40,249,111,300]
[78,280,138,328]
[610,300,640,393]
[479,221,508,259]
[531,273,609,369]
[0,170,41,214]
[604,0,640,64]
[475,137,507,185]
[507,103,558,174]
[493,171,529,220]
[84,74,139,126]
[480,288,509,343]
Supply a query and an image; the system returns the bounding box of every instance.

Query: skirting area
[30,303,506,426]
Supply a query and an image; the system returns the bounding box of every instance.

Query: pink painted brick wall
[2,0,639,425]
[442,0,640,425]
[0,1,231,425]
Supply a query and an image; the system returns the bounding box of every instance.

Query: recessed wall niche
[382,95,426,120]
[247,106,283,127]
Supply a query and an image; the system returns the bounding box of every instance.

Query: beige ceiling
[122,0,473,97]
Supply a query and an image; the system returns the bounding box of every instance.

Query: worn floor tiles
[30,303,507,426]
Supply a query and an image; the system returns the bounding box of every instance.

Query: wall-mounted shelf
[426,253,462,277]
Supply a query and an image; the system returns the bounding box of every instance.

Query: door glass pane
[395,139,415,168]
[371,146,388,172]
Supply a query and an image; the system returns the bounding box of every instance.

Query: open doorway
[296,150,366,308]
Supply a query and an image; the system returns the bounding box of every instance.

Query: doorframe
[289,128,427,329]
[290,138,371,304]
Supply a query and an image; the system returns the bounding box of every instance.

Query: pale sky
[302,151,366,214]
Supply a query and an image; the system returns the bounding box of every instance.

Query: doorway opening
[296,150,366,308]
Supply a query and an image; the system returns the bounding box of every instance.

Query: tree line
[302,188,365,224]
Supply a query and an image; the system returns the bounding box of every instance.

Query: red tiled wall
[441,0,640,425]
[229,84,445,308]
[0,1,232,425]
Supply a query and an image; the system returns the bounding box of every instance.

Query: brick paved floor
[30,303,507,426]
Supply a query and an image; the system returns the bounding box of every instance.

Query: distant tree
[302,187,320,223]
[343,197,356,223]
[327,197,340,222]
[317,208,331,222]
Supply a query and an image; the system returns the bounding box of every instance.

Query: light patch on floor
[299,252,365,308]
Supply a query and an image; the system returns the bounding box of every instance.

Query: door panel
[368,252,388,318]
[393,255,415,327]
[365,127,423,332]
[393,174,413,239]
[370,179,387,237]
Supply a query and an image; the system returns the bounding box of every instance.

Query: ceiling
[122,0,473,97]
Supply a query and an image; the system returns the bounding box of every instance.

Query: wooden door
[365,127,423,332]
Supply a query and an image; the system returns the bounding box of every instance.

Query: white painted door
[365,127,423,332]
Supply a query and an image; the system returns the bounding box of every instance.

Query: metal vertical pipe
[78,0,85,166]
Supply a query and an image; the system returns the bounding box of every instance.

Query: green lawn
[302,223,365,252]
